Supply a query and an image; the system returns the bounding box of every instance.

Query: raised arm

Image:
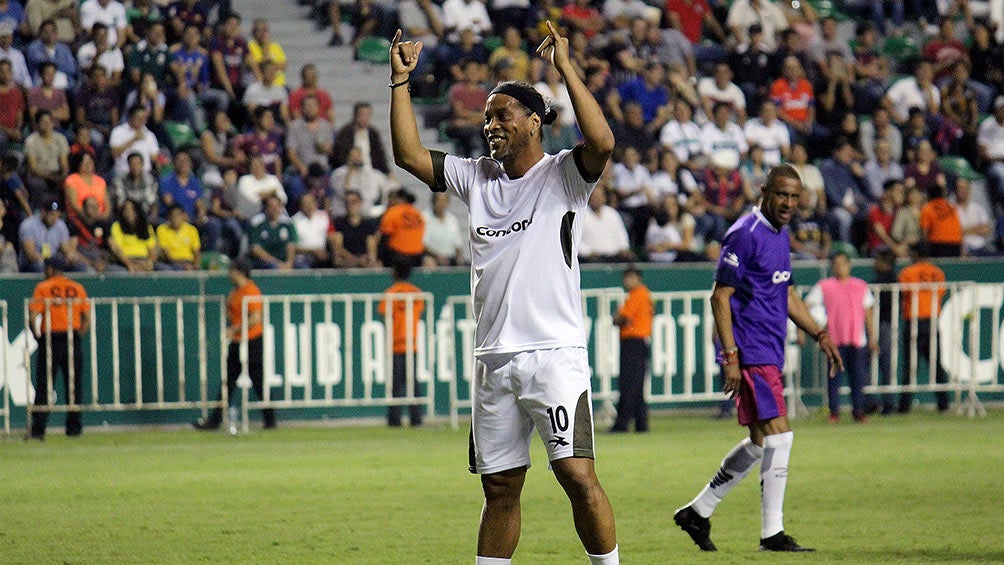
[388,29,436,188]
[537,20,614,178]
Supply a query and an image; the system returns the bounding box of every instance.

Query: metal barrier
[236,292,436,432]
[22,296,227,431]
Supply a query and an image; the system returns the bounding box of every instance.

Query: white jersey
[442,149,595,355]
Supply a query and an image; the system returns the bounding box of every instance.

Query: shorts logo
[548,435,569,448]
[475,218,532,238]
[772,270,791,284]
[723,252,739,268]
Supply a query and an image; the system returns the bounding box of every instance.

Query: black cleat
[674,506,717,551]
[760,531,815,552]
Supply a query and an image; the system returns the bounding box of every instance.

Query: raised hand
[390,29,423,80]
[535,20,570,72]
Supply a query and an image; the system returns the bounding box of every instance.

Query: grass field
[3,410,1003,564]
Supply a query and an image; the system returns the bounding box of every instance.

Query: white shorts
[468,347,595,475]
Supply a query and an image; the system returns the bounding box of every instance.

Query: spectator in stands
[378,257,426,427]
[771,55,825,150]
[156,204,201,270]
[112,152,158,219]
[66,195,116,271]
[645,195,692,263]
[209,12,250,119]
[562,0,605,39]
[26,1,81,45]
[19,199,88,271]
[580,186,634,263]
[27,62,70,128]
[850,22,890,113]
[659,99,704,172]
[922,18,968,83]
[158,149,203,223]
[725,0,788,52]
[192,258,276,431]
[860,107,902,163]
[27,254,89,439]
[109,105,161,179]
[127,21,170,88]
[290,192,331,268]
[25,18,77,88]
[978,96,1004,210]
[968,20,1003,104]
[171,23,225,132]
[488,26,532,83]
[288,63,335,123]
[919,181,962,257]
[941,61,981,162]
[617,61,671,131]
[286,94,334,202]
[70,127,98,160]
[24,110,69,210]
[820,137,871,243]
[808,16,851,79]
[729,23,773,112]
[864,139,904,200]
[788,142,823,210]
[901,106,936,163]
[247,18,287,87]
[75,66,120,147]
[739,144,768,200]
[64,152,109,222]
[883,61,940,126]
[435,26,489,85]
[124,71,172,153]
[124,0,161,46]
[235,107,283,176]
[242,60,289,125]
[789,187,831,260]
[814,54,855,143]
[445,59,490,158]
[613,145,655,250]
[904,140,947,198]
[109,198,159,270]
[0,60,25,149]
[897,242,948,413]
[249,194,305,270]
[804,252,877,423]
[205,169,244,258]
[236,153,286,219]
[379,187,424,268]
[701,101,748,169]
[422,191,464,267]
[332,101,389,174]
[330,145,396,217]
[609,101,657,158]
[200,109,245,187]
[80,0,128,49]
[0,23,29,88]
[744,101,790,168]
[77,23,125,87]
[398,0,444,94]
[697,62,746,125]
[0,199,14,271]
[866,179,906,257]
[0,153,30,236]
[953,177,994,256]
[702,149,747,224]
[442,0,492,44]
[164,0,208,45]
[891,185,924,250]
[332,189,378,268]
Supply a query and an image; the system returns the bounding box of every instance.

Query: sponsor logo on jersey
[475,217,532,238]
[723,252,739,268]
[547,435,569,448]
[772,270,791,284]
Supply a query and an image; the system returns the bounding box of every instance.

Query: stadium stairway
[239,0,454,214]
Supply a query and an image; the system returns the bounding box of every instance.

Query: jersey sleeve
[714,226,754,292]
[558,146,598,208]
[441,154,479,205]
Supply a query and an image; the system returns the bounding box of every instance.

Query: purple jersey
[715,207,792,368]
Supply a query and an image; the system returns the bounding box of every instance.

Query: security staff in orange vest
[378,258,425,426]
[194,258,276,431]
[28,255,90,439]
[611,266,654,433]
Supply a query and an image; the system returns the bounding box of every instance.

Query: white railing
[0,301,8,434]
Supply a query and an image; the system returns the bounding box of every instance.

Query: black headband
[488,83,556,125]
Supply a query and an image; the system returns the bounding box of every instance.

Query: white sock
[587,544,619,565]
[689,437,764,518]
[760,431,794,539]
[475,557,511,565]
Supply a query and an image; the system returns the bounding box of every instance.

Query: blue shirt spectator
[617,62,669,124]
[25,24,78,87]
[158,150,202,218]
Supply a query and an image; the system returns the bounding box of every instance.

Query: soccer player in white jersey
[389,21,619,565]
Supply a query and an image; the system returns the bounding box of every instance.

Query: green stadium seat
[164,121,199,150]
[938,156,983,181]
[482,35,503,53]
[882,35,919,63]
[356,36,391,65]
[201,251,231,271]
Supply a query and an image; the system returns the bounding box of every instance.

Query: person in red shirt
[0,60,25,146]
[664,0,726,44]
[194,259,276,431]
[610,267,654,433]
[770,56,822,147]
[379,258,426,427]
[866,179,906,256]
[28,255,90,439]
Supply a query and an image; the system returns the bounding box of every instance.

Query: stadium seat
[164,121,200,151]
[938,156,983,181]
[882,36,919,63]
[201,251,231,271]
[356,37,391,64]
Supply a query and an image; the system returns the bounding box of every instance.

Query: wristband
[389,78,410,90]
[721,348,738,367]
[814,329,829,342]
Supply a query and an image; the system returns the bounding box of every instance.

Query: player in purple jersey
[674,164,843,553]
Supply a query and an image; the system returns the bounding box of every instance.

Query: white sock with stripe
[587,544,619,565]
[475,557,510,564]
[761,431,794,538]
[689,437,764,518]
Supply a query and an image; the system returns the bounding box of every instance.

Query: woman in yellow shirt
[109,199,160,271]
[248,18,288,87]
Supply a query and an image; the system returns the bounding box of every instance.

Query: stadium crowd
[0,0,1003,275]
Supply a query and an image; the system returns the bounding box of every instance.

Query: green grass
[3,411,1004,564]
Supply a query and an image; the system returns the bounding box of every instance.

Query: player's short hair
[763,164,802,194]
[392,256,413,281]
[231,258,252,278]
[623,265,642,279]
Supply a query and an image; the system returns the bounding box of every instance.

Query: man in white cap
[978,96,1004,211]
[0,22,31,87]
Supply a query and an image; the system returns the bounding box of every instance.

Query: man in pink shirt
[805,252,877,423]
